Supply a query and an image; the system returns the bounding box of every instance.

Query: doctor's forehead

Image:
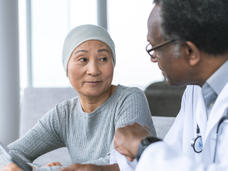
[147,7,164,43]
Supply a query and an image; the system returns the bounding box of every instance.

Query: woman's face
[67,40,114,98]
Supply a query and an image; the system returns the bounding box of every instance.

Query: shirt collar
[206,60,228,96]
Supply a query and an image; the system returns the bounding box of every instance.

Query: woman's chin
[80,89,107,98]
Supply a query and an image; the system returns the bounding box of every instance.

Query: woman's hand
[1,163,23,171]
[60,163,101,171]
[43,161,62,167]
[60,163,119,171]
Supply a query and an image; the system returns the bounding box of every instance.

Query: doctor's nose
[150,52,159,63]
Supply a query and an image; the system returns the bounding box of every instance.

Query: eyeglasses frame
[146,39,177,59]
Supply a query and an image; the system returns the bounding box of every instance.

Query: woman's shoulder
[115,84,145,97]
[57,96,80,108]
[107,85,147,109]
[44,96,80,118]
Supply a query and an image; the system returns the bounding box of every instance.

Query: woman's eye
[99,57,107,62]
[79,58,87,62]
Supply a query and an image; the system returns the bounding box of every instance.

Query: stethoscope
[191,113,228,163]
[191,124,203,153]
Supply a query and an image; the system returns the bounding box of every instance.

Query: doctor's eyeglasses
[146,39,177,59]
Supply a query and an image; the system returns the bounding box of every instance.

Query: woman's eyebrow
[74,50,88,55]
[97,49,110,53]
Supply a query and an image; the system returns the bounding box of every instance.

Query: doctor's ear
[184,41,201,66]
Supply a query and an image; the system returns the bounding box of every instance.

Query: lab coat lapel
[195,87,207,144]
[205,83,228,141]
[182,86,206,159]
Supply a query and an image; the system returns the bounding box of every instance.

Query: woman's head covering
[62,24,116,75]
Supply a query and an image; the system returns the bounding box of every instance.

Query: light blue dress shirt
[202,60,228,118]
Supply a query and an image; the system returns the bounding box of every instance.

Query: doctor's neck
[193,54,228,87]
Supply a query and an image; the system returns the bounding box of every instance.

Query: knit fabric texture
[0,85,155,170]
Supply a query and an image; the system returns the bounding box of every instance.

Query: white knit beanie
[62,24,116,75]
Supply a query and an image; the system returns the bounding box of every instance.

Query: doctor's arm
[136,111,228,169]
[136,139,228,171]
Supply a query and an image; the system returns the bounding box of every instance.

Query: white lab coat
[136,83,228,171]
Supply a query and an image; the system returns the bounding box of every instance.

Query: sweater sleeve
[108,88,156,166]
[7,104,66,164]
[78,88,156,166]
[82,155,110,165]
[115,88,156,136]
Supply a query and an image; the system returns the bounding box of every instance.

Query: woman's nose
[87,61,101,76]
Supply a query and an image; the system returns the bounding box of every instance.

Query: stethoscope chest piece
[191,135,203,153]
[191,124,203,153]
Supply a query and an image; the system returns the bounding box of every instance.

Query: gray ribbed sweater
[1,85,156,169]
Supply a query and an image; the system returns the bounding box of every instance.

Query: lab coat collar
[205,83,228,141]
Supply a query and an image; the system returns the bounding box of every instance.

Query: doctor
[114,0,228,170]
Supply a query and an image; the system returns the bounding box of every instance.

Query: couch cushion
[145,81,185,117]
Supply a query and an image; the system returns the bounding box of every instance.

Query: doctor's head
[147,0,228,86]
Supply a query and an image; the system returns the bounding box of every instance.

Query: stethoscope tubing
[213,115,228,163]
[192,115,228,163]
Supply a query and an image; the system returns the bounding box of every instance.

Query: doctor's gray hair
[153,0,228,55]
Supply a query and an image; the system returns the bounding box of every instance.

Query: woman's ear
[184,41,201,66]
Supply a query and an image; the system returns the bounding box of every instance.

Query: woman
[1,24,156,170]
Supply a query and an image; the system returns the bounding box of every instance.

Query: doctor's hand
[114,123,151,161]
[1,163,23,171]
